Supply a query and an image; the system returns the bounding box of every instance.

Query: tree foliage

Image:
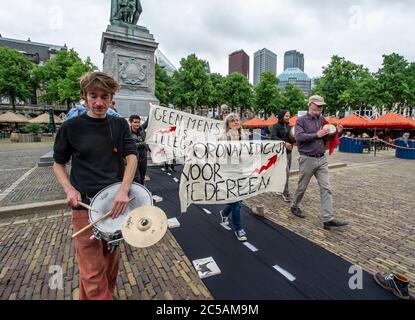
[222,72,254,118]
[35,49,96,108]
[170,53,211,113]
[282,83,307,115]
[254,72,284,117]
[0,48,34,112]
[155,63,172,106]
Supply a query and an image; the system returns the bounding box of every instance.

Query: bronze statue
[111,0,142,25]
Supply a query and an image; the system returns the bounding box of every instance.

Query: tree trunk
[11,96,16,113]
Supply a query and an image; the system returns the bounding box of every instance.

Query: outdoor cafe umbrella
[289,115,298,127]
[337,114,369,128]
[242,117,269,127]
[29,113,63,125]
[264,116,278,126]
[366,112,415,129]
[0,111,29,131]
[0,112,29,124]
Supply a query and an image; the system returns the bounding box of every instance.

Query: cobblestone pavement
[0,167,65,207]
[0,141,54,205]
[244,157,415,296]
[0,208,213,300]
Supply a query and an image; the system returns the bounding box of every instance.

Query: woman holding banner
[219,113,249,242]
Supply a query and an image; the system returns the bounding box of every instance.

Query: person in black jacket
[271,109,293,202]
[129,115,149,185]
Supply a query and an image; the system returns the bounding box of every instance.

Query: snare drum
[88,182,153,252]
[288,126,296,144]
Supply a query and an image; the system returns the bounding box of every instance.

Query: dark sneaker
[323,219,348,229]
[290,207,305,218]
[235,229,247,242]
[373,272,410,300]
[282,193,292,202]
[220,210,229,225]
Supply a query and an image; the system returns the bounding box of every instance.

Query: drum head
[89,182,153,234]
[323,124,337,135]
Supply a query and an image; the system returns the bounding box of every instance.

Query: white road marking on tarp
[167,173,171,176]
[0,166,37,202]
[173,177,179,183]
[243,242,258,252]
[202,208,212,215]
[152,195,163,203]
[167,218,180,229]
[192,257,221,279]
[220,223,232,230]
[273,265,296,282]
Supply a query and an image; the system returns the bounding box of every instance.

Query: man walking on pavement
[291,95,348,230]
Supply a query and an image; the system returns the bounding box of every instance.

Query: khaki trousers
[292,155,334,222]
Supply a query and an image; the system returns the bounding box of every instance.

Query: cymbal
[122,205,168,248]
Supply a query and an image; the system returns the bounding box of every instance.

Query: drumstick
[72,197,136,239]
[78,201,99,213]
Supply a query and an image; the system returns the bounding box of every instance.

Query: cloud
[0,0,414,82]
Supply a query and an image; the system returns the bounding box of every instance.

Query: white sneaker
[220,210,229,225]
[235,229,247,242]
[282,193,292,202]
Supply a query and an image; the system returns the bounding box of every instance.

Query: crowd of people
[51,71,412,300]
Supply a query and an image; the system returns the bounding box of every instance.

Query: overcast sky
[1,0,414,82]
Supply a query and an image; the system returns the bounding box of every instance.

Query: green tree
[375,53,409,111]
[58,57,95,108]
[405,62,415,116]
[35,49,95,109]
[170,53,211,114]
[282,83,307,115]
[222,72,254,118]
[338,66,378,114]
[312,55,363,115]
[155,64,172,106]
[207,73,224,118]
[254,72,285,117]
[0,48,34,112]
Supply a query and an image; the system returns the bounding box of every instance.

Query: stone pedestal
[101,24,159,117]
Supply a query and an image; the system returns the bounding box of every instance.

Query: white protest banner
[145,104,224,163]
[179,141,287,212]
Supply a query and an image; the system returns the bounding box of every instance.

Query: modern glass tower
[253,48,277,85]
[284,50,304,71]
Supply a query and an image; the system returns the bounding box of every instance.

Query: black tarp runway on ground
[145,166,394,300]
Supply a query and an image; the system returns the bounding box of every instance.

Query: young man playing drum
[290,95,348,230]
[53,72,137,300]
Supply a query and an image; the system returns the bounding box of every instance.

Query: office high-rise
[228,50,250,79]
[253,48,277,85]
[284,50,304,71]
